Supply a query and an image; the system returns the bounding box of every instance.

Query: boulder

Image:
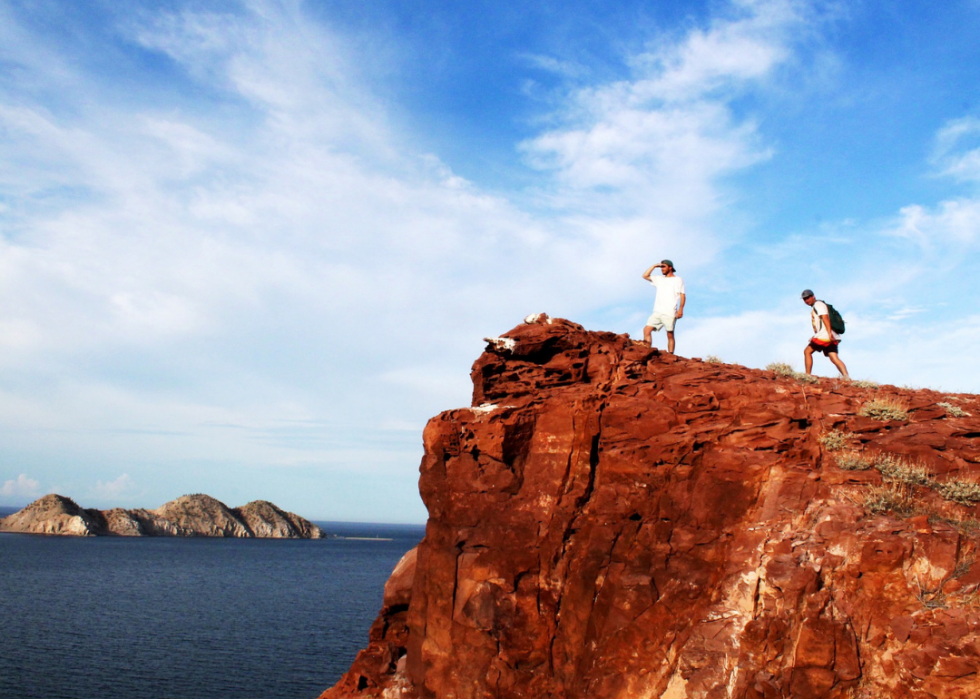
[321,317,980,699]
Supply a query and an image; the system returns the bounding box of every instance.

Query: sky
[2,0,980,523]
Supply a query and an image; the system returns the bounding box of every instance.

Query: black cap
[801,289,814,299]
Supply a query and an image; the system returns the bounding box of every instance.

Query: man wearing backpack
[801,289,850,379]
[642,260,685,353]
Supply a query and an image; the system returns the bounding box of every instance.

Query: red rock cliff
[321,318,980,699]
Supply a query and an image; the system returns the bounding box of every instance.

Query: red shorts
[808,339,840,356]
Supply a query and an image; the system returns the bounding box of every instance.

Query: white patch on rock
[523,312,552,324]
[535,493,556,511]
[471,403,497,414]
[660,672,689,699]
[380,664,415,699]
[907,557,954,591]
[485,336,517,351]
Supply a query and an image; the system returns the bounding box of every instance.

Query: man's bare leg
[666,330,675,354]
[804,345,814,374]
[828,352,850,380]
[643,325,654,346]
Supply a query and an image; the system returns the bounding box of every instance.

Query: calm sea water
[0,522,424,699]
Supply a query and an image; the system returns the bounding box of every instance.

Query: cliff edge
[322,317,980,699]
[0,493,324,538]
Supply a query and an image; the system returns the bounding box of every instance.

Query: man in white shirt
[642,260,686,353]
[802,289,850,379]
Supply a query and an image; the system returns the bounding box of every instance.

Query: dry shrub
[705,355,723,364]
[820,430,855,452]
[837,452,872,471]
[874,454,931,486]
[864,483,914,516]
[766,362,795,376]
[859,397,909,422]
[934,479,980,505]
[766,362,818,384]
[871,455,980,507]
[851,379,879,389]
[938,402,971,418]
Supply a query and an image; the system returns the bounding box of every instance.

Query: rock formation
[0,493,104,536]
[0,493,324,538]
[235,499,325,539]
[321,317,980,699]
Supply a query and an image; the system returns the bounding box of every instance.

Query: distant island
[0,493,325,538]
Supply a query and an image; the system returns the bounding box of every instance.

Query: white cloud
[629,0,802,102]
[889,199,980,248]
[93,473,137,500]
[520,0,810,212]
[1,474,41,499]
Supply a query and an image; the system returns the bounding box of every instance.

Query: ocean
[0,521,425,699]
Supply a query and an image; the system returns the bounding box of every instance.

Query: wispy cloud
[890,199,980,248]
[521,0,811,204]
[877,115,980,251]
[932,116,980,183]
[627,0,803,102]
[518,53,587,79]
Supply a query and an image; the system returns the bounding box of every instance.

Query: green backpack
[821,301,846,334]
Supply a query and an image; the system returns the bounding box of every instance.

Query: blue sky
[2,0,980,523]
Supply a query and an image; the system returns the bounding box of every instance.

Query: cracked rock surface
[323,318,980,699]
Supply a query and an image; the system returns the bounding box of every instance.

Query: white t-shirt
[649,275,685,316]
[811,301,841,342]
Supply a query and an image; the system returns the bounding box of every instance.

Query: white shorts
[646,311,677,332]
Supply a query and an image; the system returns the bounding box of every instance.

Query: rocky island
[0,493,325,538]
[321,316,980,699]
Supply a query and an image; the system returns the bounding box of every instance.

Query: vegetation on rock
[859,397,909,421]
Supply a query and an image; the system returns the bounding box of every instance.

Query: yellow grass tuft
[864,482,914,516]
[820,429,855,452]
[938,402,971,418]
[851,379,879,389]
[934,479,980,505]
[766,362,818,384]
[859,397,909,422]
[874,454,931,486]
[836,451,872,471]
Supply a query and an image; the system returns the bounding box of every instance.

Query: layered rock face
[0,493,324,538]
[323,317,980,699]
